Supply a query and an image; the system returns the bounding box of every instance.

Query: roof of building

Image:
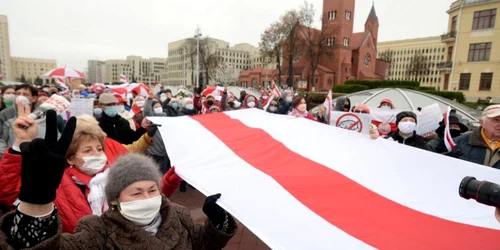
[351,32,366,49]
[367,4,378,22]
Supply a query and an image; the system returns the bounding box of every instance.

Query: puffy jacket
[449,128,500,169]
[0,137,177,233]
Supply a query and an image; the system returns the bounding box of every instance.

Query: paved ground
[169,186,271,250]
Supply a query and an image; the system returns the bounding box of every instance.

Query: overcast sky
[1,0,451,71]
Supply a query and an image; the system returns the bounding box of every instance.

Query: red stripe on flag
[191,113,499,249]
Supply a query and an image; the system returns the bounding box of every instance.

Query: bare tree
[199,37,221,86]
[378,49,393,76]
[211,61,239,85]
[280,10,302,87]
[259,22,286,85]
[182,39,197,85]
[299,1,337,91]
[406,52,429,82]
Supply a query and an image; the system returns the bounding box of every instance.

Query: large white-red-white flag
[120,74,128,83]
[149,109,500,249]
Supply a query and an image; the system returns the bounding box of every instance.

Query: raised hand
[13,100,38,148]
[18,110,76,204]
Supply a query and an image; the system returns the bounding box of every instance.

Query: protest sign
[70,98,94,117]
[416,103,442,136]
[28,94,70,119]
[329,111,372,134]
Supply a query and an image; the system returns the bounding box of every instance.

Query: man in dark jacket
[448,105,500,169]
[385,111,430,151]
[97,93,146,144]
[427,114,469,153]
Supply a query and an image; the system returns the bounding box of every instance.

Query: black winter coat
[385,130,431,151]
[98,113,145,145]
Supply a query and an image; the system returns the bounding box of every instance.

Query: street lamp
[194,26,202,88]
[265,57,271,89]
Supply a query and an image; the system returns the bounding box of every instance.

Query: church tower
[322,0,356,84]
[365,4,379,46]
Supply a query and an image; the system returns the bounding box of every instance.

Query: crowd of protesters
[0,81,499,248]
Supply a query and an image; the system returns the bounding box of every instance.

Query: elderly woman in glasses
[353,104,380,139]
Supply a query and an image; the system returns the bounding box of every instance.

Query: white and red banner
[323,90,333,124]
[149,109,500,249]
[444,106,457,152]
[120,74,129,83]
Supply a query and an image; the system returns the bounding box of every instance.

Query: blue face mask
[171,103,178,110]
[104,106,118,117]
[186,104,194,110]
[93,108,103,116]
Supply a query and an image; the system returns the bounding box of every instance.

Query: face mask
[186,104,194,110]
[154,107,163,114]
[269,106,277,112]
[450,129,461,138]
[171,103,178,110]
[207,100,214,106]
[119,195,162,226]
[93,108,102,116]
[234,101,241,108]
[262,96,268,100]
[15,95,30,107]
[3,93,15,103]
[135,100,145,107]
[247,101,256,108]
[286,96,293,103]
[228,101,234,107]
[79,154,107,175]
[160,96,167,102]
[297,104,307,112]
[104,106,118,117]
[381,106,391,110]
[398,121,416,134]
[343,104,350,110]
[42,88,49,92]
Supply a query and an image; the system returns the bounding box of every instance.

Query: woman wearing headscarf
[0,150,236,249]
[265,98,280,114]
[288,96,316,121]
[0,106,180,233]
[259,90,270,108]
[334,97,351,112]
[179,97,199,116]
[201,94,222,114]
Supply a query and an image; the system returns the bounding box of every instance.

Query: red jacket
[0,137,180,233]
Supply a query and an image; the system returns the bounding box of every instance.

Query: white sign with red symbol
[329,111,372,134]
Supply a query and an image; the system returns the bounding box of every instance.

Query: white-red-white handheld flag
[444,106,457,152]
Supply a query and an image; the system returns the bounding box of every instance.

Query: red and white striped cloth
[444,106,457,152]
[120,74,129,83]
[322,90,333,124]
[149,109,500,249]
[201,86,225,101]
[271,81,281,97]
[131,83,150,97]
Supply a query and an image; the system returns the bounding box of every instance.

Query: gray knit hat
[105,153,162,203]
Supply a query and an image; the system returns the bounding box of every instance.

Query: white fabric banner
[149,109,500,249]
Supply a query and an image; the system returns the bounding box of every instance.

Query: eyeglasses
[355,110,368,114]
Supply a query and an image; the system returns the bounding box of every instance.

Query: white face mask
[119,195,162,226]
[3,94,15,102]
[398,121,416,134]
[15,95,30,107]
[262,96,268,100]
[381,105,391,110]
[135,100,145,107]
[247,101,256,108]
[160,96,167,102]
[79,154,107,175]
[269,106,277,112]
[153,107,163,114]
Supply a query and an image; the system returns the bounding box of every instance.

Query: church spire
[368,2,378,22]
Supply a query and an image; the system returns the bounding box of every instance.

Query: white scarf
[72,169,110,216]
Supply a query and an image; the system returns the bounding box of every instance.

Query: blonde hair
[66,115,106,160]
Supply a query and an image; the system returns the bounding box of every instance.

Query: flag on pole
[322,90,333,124]
[148,109,500,250]
[262,93,276,111]
[444,106,457,152]
[120,74,129,83]
[271,80,281,97]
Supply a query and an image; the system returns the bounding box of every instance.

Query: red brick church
[238,0,390,91]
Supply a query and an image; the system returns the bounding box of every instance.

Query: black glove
[202,193,235,233]
[148,124,159,137]
[18,110,76,204]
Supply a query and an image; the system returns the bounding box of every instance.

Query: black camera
[459,176,500,207]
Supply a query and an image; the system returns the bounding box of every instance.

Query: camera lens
[459,176,500,207]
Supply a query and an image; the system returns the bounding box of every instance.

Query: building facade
[377,36,447,88]
[87,60,105,83]
[440,0,499,101]
[167,37,270,86]
[239,1,389,91]
[0,15,12,81]
[11,57,56,84]
[103,56,167,84]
